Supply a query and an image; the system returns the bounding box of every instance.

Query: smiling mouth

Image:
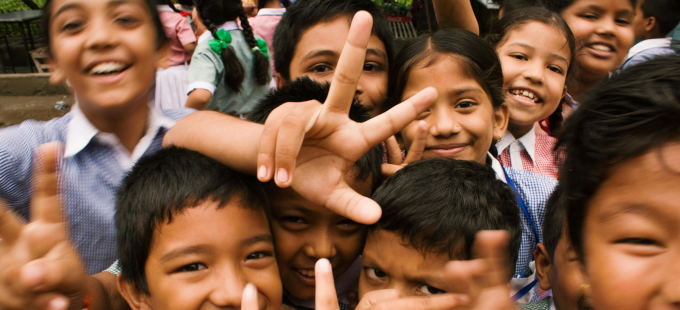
[87,62,131,76]
[508,88,541,103]
[295,268,315,278]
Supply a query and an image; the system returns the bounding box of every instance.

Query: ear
[118,274,153,310]
[492,103,510,141]
[275,73,286,89]
[645,16,657,32]
[561,85,568,100]
[155,43,171,70]
[534,243,553,291]
[47,56,67,85]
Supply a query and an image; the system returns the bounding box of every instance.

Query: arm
[183,42,197,53]
[184,89,212,110]
[432,0,480,34]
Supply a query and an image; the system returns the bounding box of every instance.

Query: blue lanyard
[501,166,540,246]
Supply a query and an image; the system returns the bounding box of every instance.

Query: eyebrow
[242,234,274,247]
[54,0,133,17]
[506,42,569,65]
[598,204,664,223]
[451,87,484,96]
[160,244,214,262]
[366,48,388,62]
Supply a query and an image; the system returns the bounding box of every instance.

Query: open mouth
[87,62,131,76]
[295,268,315,279]
[508,88,541,104]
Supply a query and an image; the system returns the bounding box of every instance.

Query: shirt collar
[627,37,672,59]
[495,125,537,164]
[257,8,286,15]
[488,153,507,183]
[64,103,176,158]
[198,21,240,44]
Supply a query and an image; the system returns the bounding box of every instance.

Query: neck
[79,95,150,154]
[264,0,281,8]
[508,122,533,138]
[568,68,607,102]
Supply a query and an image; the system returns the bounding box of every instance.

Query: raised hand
[380,120,428,179]
[255,11,437,224]
[0,143,88,310]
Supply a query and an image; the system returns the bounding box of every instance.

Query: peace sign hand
[256,11,437,225]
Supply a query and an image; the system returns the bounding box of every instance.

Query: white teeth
[590,44,612,52]
[297,269,315,278]
[510,89,539,103]
[90,62,126,75]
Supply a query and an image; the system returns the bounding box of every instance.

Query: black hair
[544,0,636,13]
[640,0,680,36]
[116,147,270,294]
[370,158,522,279]
[162,0,182,13]
[248,77,383,193]
[384,29,505,113]
[487,8,576,134]
[195,0,271,92]
[42,0,168,56]
[542,184,565,260]
[272,0,394,82]
[258,0,292,10]
[177,0,195,7]
[557,55,680,258]
[499,0,545,16]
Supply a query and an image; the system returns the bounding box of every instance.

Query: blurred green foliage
[0,0,46,14]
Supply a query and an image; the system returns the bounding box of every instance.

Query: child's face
[561,0,635,79]
[400,55,508,164]
[581,142,680,310]
[358,229,451,298]
[126,201,282,310]
[286,16,389,116]
[496,22,570,129]
[268,173,372,300]
[631,0,649,40]
[48,0,165,115]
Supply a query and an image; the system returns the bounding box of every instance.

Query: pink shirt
[158,6,197,66]
[249,8,285,77]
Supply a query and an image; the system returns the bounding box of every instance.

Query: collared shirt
[157,5,196,66]
[496,126,561,180]
[0,105,193,274]
[621,37,677,71]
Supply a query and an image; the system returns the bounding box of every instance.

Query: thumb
[326,186,382,225]
[315,259,340,310]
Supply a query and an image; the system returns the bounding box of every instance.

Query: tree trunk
[19,0,40,10]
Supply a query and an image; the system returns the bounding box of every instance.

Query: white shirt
[489,152,508,183]
[257,8,286,16]
[64,103,177,171]
[495,126,537,171]
[626,37,673,60]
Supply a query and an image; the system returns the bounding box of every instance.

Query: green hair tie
[253,39,270,59]
[208,29,233,55]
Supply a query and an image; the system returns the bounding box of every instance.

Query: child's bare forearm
[433,0,479,34]
[163,111,263,174]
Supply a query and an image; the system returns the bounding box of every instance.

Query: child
[0,0,193,275]
[557,55,680,310]
[271,0,394,115]
[487,8,576,179]
[359,158,522,298]
[155,0,197,109]
[620,0,680,70]
[115,147,283,310]
[249,0,290,84]
[382,28,556,302]
[185,0,271,115]
[521,186,593,310]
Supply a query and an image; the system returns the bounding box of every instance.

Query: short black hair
[541,184,566,261]
[498,0,545,15]
[544,0,636,13]
[116,147,270,294]
[557,55,680,258]
[272,0,395,82]
[640,0,680,36]
[370,158,522,279]
[247,77,383,193]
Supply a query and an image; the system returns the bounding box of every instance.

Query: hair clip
[208,29,232,55]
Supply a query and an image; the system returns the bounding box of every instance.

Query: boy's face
[121,201,282,310]
[285,15,389,116]
[358,229,452,298]
[582,142,680,310]
[631,0,650,40]
[268,172,372,300]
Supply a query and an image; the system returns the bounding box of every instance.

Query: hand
[0,143,88,310]
[380,120,427,179]
[255,11,437,224]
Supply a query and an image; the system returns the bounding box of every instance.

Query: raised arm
[432,0,480,34]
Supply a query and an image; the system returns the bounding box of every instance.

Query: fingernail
[317,258,331,272]
[244,283,257,299]
[276,168,288,184]
[258,165,267,180]
[48,297,68,310]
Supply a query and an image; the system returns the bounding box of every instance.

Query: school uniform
[0,104,194,274]
[620,37,679,71]
[517,296,554,310]
[186,21,272,115]
[249,8,285,87]
[496,126,563,180]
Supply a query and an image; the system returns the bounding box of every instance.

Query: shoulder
[0,115,71,151]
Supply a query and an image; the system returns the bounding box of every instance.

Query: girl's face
[497,22,570,128]
[400,55,509,165]
[48,0,166,114]
[582,142,680,310]
[561,0,635,79]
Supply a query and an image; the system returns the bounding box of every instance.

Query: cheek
[272,228,302,264]
[253,267,283,309]
[335,233,366,260]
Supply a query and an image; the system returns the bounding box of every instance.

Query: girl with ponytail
[186,0,272,115]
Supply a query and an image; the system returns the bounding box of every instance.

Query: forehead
[500,21,572,60]
[565,0,634,12]
[49,0,149,16]
[403,55,489,100]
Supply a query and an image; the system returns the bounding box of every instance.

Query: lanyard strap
[511,277,538,301]
[502,166,540,243]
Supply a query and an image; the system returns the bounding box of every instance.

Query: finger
[19,242,84,293]
[241,283,259,310]
[258,103,294,182]
[315,258,340,310]
[326,184,382,225]
[473,230,510,287]
[363,293,470,310]
[443,259,484,298]
[19,222,65,264]
[403,121,427,164]
[380,164,403,180]
[472,286,514,310]
[325,11,373,114]
[384,136,403,165]
[0,201,23,246]
[31,142,63,224]
[361,88,437,147]
[33,293,70,310]
[273,102,322,187]
[357,289,401,309]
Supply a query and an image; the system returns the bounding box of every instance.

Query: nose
[84,15,118,50]
[303,228,337,259]
[430,106,461,138]
[522,60,544,85]
[595,17,616,38]
[209,265,246,308]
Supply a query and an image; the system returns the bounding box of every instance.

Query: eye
[246,251,272,260]
[115,15,139,26]
[456,100,476,109]
[176,263,207,273]
[580,13,598,20]
[61,20,84,32]
[616,238,659,246]
[548,65,564,74]
[365,268,387,281]
[615,18,631,25]
[281,216,306,224]
[310,64,333,73]
[363,63,383,72]
[338,219,359,227]
[416,108,432,120]
[510,53,528,61]
[417,285,446,295]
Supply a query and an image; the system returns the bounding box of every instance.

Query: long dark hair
[195,0,271,92]
[487,7,576,134]
[161,0,181,13]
